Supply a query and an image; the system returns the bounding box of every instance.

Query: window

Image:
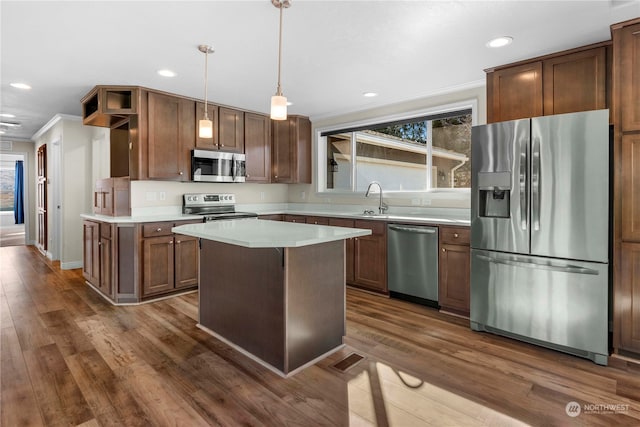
[319,106,473,195]
[0,157,16,212]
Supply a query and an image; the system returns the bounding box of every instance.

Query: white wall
[33,115,95,269]
[0,141,35,243]
[290,84,487,210]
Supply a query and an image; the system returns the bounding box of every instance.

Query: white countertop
[172,219,372,248]
[80,213,202,224]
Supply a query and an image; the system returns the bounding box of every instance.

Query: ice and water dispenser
[477,172,511,218]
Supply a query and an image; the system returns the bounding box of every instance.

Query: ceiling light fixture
[198,44,215,139]
[10,82,31,90]
[486,36,513,48]
[270,0,291,121]
[0,113,16,118]
[157,69,177,77]
[0,121,21,128]
[363,92,378,97]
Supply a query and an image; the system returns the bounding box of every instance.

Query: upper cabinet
[145,91,195,181]
[244,112,272,183]
[617,21,640,132]
[486,42,610,123]
[272,115,312,184]
[81,86,139,128]
[218,107,245,153]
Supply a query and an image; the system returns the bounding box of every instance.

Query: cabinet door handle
[179,171,183,175]
[169,240,173,244]
[453,233,459,238]
[176,240,181,244]
[442,248,446,252]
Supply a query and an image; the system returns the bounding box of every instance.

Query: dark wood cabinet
[195,102,219,150]
[353,220,387,293]
[83,220,100,286]
[613,18,640,359]
[93,177,130,217]
[83,220,114,298]
[283,214,306,223]
[99,224,113,298]
[542,47,607,116]
[438,226,470,316]
[218,107,244,153]
[81,86,138,128]
[329,218,355,284]
[140,220,200,298]
[622,133,640,242]
[174,234,199,289]
[244,112,272,182]
[306,216,330,225]
[619,22,640,132]
[147,92,195,181]
[486,42,610,123]
[619,243,640,354]
[487,61,543,123]
[258,214,283,221]
[272,115,312,183]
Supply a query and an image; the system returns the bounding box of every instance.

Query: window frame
[315,99,478,199]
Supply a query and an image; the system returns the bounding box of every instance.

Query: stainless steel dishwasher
[387,223,439,307]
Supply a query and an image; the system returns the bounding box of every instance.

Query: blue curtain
[14,160,24,224]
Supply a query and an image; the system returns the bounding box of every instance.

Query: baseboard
[61,260,82,270]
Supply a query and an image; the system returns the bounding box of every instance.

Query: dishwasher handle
[388,224,437,234]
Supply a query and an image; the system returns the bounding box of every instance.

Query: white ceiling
[1,0,638,141]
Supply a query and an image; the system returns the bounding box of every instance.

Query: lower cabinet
[140,221,200,298]
[353,220,388,293]
[618,243,640,355]
[82,218,200,303]
[438,226,471,316]
[82,220,114,299]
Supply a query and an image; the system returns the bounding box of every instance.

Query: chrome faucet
[365,181,388,214]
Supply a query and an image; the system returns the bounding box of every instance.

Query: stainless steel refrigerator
[470,109,610,365]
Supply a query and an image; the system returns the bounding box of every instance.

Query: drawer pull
[442,248,446,252]
[156,228,162,232]
[169,240,173,244]
[454,233,459,238]
[176,240,181,244]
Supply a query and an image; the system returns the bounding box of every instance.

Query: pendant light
[271,0,291,121]
[198,44,215,138]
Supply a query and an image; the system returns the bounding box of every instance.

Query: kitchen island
[172,219,371,377]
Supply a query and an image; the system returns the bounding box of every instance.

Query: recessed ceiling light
[486,36,513,48]
[157,69,177,77]
[0,121,21,127]
[0,130,5,135]
[0,113,16,118]
[10,82,31,90]
[363,92,378,97]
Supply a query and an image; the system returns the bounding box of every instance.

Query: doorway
[0,152,26,247]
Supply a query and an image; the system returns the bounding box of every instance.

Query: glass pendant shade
[199,118,213,138]
[270,95,287,120]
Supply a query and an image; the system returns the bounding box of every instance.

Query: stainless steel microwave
[191,149,246,183]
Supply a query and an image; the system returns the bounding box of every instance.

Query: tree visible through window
[323,110,471,192]
[0,158,16,211]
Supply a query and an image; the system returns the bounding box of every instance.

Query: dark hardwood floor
[2,245,640,426]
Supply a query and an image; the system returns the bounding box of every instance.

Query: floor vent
[332,353,364,372]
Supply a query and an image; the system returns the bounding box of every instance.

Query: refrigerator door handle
[532,137,541,231]
[476,254,599,275]
[519,137,528,230]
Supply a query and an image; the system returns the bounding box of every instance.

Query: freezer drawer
[470,249,608,365]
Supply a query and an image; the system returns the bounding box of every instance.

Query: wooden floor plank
[2,245,640,426]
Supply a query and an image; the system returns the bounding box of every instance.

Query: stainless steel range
[182,193,258,221]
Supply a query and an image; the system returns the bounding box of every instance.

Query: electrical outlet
[159,191,166,201]
[411,198,420,206]
[260,192,265,201]
[422,199,431,206]
[301,191,306,199]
